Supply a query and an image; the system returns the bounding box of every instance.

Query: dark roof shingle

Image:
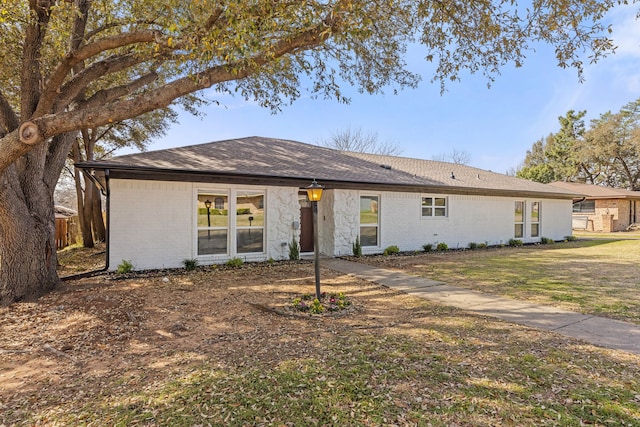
[77,136,577,198]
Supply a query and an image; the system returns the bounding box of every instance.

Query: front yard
[360,237,640,325]
[0,238,638,426]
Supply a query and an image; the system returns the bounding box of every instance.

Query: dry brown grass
[0,246,638,426]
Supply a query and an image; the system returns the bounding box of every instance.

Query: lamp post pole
[312,199,321,300]
[204,199,212,238]
[305,179,324,301]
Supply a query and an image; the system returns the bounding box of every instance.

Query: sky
[116,4,640,174]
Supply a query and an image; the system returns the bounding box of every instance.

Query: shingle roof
[548,181,640,199]
[343,151,569,196]
[77,136,577,198]
[83,136,428,186]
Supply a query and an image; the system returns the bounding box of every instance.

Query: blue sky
[120,5,640,174]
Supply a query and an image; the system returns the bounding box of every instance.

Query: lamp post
[204,199,212,238]
[305,179,324,300]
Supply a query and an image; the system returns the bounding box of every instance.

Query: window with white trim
[360,195,379,247]
[531,202,540,238]
[197,192,229,255]
[514,200,525,238]
[422,196,447,217]
[236,192,265,253]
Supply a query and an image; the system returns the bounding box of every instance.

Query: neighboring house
[76,137,577,271]
[549,181,640,232]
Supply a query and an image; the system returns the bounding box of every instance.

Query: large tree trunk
[0,171,59,305]
[0,131,76,305]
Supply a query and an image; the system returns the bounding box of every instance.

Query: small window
[573,200,595,213]
[422,196,447,217]
[514,201,525,238]
[360,195,379,247]
[531,202,540,238]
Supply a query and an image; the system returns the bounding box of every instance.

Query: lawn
[361,238,640,325]
[0,242,638,426]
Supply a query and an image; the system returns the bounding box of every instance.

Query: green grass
[366,239,640,324]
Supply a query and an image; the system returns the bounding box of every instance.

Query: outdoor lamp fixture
[306,179,324,202]
[305,179,324,300]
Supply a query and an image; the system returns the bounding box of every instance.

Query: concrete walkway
[323,258,640,355]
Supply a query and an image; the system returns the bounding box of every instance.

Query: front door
[300,207,314,252]
[299,194,314,252]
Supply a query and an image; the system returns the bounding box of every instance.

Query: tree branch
[36,30,164,116]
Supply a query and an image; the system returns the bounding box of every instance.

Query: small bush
[116,259,134,274]
[436,242,448,251]
[291,292,351,314]
[288,237,300,260]
[383,245,400,256]
[508,238,523,247]
[422,243,433,252]
[182,258,199,271]
[478,242,488,249]
[468,242,479,250]
[225,257,244,267]
[352,236,362,257]
[564,235,578,241]
[540,237,555,245]
[236,208,251,215]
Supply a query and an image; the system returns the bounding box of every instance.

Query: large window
[197,192,228,255]
[236,192,265,253]
[531,202,540,238]
[422,196,447,217]
[573,200,595,213]
[360,195,379,247]
[514,201,525,238]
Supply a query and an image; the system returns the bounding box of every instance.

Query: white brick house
[77,137,577,271]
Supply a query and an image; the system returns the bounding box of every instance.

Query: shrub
[288,237,300,260]
[436,242,448,251]
[182,258,198,271]
[225,257,244,267]
[508,238,523,247]
[352,236,362,257]
[116,259,134,274]
[383,245,400,256]
[236,208,251,215]
[468,242,479,250]
[564,235,578,241]
[422,243,433,252]
[540,237,555,245]
[478,242,488,249]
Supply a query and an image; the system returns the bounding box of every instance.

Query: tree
[516,110,586,183]
[0,0,631,304]
[432,148,471,165]
[319,127,401,155]
[583,98,640,189]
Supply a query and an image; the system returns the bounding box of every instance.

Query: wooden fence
[55,215,80,249]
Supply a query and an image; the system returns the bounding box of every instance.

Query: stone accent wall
[319,189,359,256]
[266,186,300,260]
